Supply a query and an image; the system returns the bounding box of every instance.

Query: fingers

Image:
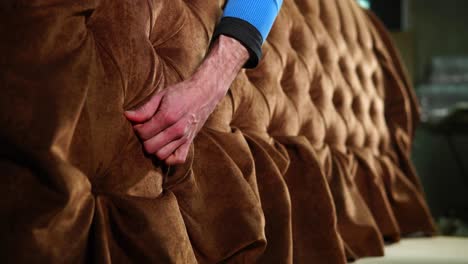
[165,141,191,165]
[154,136,189,161]
[141,120,189,153]
[134,109,183,140]
[124,82,199,165]
[124,90,165,123]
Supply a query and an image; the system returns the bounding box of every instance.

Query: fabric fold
[1,0,436,263]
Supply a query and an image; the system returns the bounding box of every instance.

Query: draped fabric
[0,0,435,263]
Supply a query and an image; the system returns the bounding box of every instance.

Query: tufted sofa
[0,0,435,263]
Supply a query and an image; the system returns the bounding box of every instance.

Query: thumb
[124,90,165,123]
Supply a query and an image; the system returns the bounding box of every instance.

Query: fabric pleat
[0,0,435,263]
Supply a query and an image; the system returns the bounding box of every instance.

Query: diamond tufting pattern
[0,0,435,263]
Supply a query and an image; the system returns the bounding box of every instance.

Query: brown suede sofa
[0,0,436,263]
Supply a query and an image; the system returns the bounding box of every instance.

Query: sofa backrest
[0,0,434,263]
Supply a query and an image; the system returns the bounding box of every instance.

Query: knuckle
[174,124,187,137]
[163,112,177,124]
[181,135,190,142]
[149,115,161,127]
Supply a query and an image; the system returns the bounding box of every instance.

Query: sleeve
[211,0,283,68]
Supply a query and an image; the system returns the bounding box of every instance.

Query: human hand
[124,76,225,165]
[125,35,249,165]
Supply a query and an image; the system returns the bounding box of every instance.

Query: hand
[125,35,249,165]
[124,77,224,165]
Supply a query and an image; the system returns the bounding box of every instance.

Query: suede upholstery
[0,0,435,263]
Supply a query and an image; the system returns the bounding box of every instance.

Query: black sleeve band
[211,17,263,69]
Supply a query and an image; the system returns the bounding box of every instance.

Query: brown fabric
[0,0,435,263]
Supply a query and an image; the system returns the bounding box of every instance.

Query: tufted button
[372,70,385,98]
[356,65,366,83]
[317,45,331,64]
[332,89,344,108]
[369,100,378,121]
[379,136,389,153]
[345,135,354,147]
[338,57,348,73]
[371,71,378,86]
[352,96,362,116]
[309,81,324,104]
[289,29,301,51]
[363,134,371,147]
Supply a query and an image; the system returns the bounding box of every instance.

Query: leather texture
[0,0,435,263]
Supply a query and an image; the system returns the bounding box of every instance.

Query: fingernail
[124,110,135,116]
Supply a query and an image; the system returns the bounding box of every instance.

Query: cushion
[0,0,435,263]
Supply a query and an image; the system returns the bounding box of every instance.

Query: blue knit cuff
[222,0,283,42]
[212,17,263,68]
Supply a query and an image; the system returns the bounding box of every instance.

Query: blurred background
[357,0,468,237]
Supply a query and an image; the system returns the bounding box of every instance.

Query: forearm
[125,1,282,165]
[191,35,249,101]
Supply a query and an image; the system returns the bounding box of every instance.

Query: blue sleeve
[222,0,283,43]
[211,0,283,68]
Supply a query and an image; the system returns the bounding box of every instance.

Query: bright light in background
[357,0,371,9]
